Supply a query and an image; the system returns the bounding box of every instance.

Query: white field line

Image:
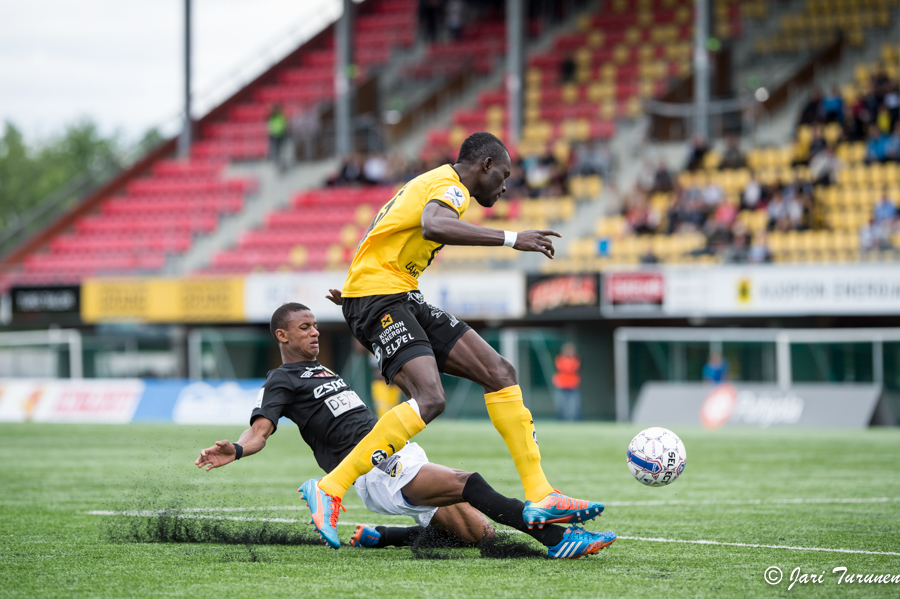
[87,504,900,558]
[87,497,900,514]
[616,536,900,557]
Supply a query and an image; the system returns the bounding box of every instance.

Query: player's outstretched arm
[421,201,560,259]
[195,417,275,471]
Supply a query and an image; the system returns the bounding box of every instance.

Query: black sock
[373,525,424,547]
[462,472,566,547]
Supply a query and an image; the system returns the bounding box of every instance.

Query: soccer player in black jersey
[195,303,616,558]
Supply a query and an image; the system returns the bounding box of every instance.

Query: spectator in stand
[523,151,563,197]
[886,86,900,131]
[718,134,746,170]
[767,189,788,230]
[636,158,657,192]
[807,124,827,160]
[685,134,709,171]
[873,187,897,226]
[798,88,824,125]
[552,343,581,422]
[445,0,465,40]
[571,143,611,179]
[560,55,576,84]
[823,85,845,124]
[747,231,772,263]
[328,153,365,186]
[362,154,388,185]
[267,105,288,169]
[652,159,673,193]
[722,223,750,263]
[700,175,725,209]
[420,0,444,42]
[886,122,900,162]
[741,170,766,210]
[865,124,888,164]
[291,103,321,162]
[860,218,877,252]
[809,145,841,186]
[702,351,729,384]
[505,159,529,198]
[846,96,869,141]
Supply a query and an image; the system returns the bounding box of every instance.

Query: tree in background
[0,120,162,235]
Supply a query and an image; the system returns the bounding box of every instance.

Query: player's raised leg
[443,330,604,527]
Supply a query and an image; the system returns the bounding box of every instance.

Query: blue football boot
[350,525,381,548]
[547,525,617,559]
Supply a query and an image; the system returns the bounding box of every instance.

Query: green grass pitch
[2,421,900,598]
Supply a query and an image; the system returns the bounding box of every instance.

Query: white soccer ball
[626,427,686,486]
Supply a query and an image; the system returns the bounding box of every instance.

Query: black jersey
[250,360,378,473]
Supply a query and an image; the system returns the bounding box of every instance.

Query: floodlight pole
[506,0,523,145]
[335,0,354,157]
[177,0,193,159]
[692,0,710,140]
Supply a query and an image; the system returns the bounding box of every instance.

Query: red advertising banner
[604,272,664,306]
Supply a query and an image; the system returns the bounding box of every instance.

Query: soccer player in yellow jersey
[299,132,605,548]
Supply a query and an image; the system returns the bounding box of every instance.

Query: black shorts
[342,290,471,383]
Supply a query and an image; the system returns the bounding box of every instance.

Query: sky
[1,0,342,144]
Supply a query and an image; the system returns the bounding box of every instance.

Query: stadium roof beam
[335,0,354,157]
[692,0,710,140]
[178,0,192,159]
[506,0,523,145]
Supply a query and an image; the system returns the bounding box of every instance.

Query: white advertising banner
[632,382,889,428]
[243,271,526,322]
[171,380,263,425]
[0,379,144,423]
[604,264,900,318]
[244,272,347,323]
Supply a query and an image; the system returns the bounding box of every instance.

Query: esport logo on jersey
[442,186,465,208]
[371,449,388,466]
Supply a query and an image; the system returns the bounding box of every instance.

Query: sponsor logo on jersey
[255,388,264,409]
[381,313,393,328]
[323,389,364,418]
[373,345,383,369]
[407,291,426,304]
[442,185,465,208]
[300,365,336,379]
[371,449,388,466]
[531,422,538,446]
[389,461,403,478]
[313,378,349,399]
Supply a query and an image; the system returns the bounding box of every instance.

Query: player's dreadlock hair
[269,302,311,339]
[456,132,509,165]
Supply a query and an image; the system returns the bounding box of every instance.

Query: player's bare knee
[417,392,446,420]
[486,356,517,391]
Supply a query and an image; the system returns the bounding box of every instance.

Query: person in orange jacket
[552,342,582,421]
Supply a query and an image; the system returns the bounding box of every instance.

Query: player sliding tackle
[299,132,605,548]
[195,304,616,559]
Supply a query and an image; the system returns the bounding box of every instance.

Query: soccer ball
[626,427,686,486]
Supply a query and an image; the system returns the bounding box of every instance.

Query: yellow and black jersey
[342,164,471,297]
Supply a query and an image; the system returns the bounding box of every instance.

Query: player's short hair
[270,302,311,339]
[456,132,509,165]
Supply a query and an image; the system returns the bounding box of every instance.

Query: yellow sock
[485,385,553,502]
[318,401,426,498]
